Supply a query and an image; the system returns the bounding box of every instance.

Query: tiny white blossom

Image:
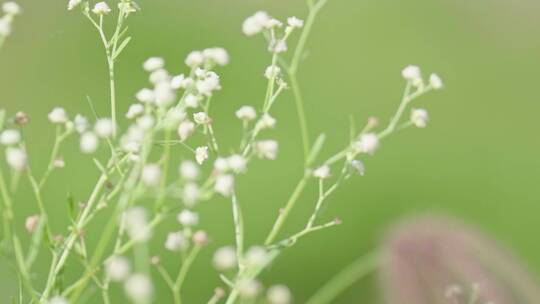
[67,0,82,10]
[170,74,185,89]
[429,73,443,90]
[80,132,99,154]
[105,256,131,282]
[179,161,199,180]
[256,113,276,129]
[254,140,278,160]
[354,133,379,155]
[195,146,209,165]
[193,112,210,125]
[25,215,39,233]
[267,285,292,304]
[0,17,12,36]
[177,120,195,141]
[228,154,247,173]
[154,82,176,107]
[185,51,204,68]
[136,115,155,131]
[124,207,151,242]
[126,103,145,119]
[265,18,282,29]
[3,2,20,15]
[92,2,111,15]
[238,279,262,298]
[203,47,230,66]
[242,11,270,36]
[264,65,281,79]
[163,108,186,130]
[0,129,20,145]
[183,183,200,207]
[246,246,269,267]
[214,174,234,196]
[74,114,89,133]
[213,246,237,270]
[196,73,221,96]
[287,17,304,28]
[165,231,189,251]
[48,296,69,304]
[411,108,429,128]
[124,274,153,302]
[351,160,365,176]
[142,164,161,187]
[143,57,164,72]
[5,147,26,171]
[402,65,421,82]
[235,106,257,121]
[94,118,114,138]
[214,157,229,172]
[313,165,330,179]
[48,107,68,124]
[136,88,155,104]
[184,94,200,108]
[149,68,169,84]
[177,209,199,226]
[270,40,287,53]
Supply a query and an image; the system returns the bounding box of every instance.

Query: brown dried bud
[15,112,29,126]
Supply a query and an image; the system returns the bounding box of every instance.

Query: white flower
[74,114,89,133]
[214,157,229,172]
[254,140,278,160]
[0,17,12,36]
[48,296,69,304]
[105,256,131,282]
[287,17,304,28]
[203,47,230,66]
[267,285,292,304]
[256,113,276,129]
[126,103,145,119]
[142,164,161,187]
[179,161,199,180]
[177,120,195,141]
[192,230,208,246]
[242,11,270,36]
[227,154,246,173]
[149,68,169,84]
[350,160,365,176]
[213,246,237,270]
[124,207,151,242]
[235,106,256,121]
[92,2,111,15]
[246,246,268,267]
[0,129,20,145]
[185,51,204,68]
[429,73,443,90]
[165,231,189,251]
[136,88,155,104]
[264,65,281,79]
[170,74,186,89]
[163,108,186,130]
[136,115,155,131]
[270,40,287,53]
[143,57,164,72]
[80,132,99,154]
[238,279,262,298]
[214,174,234,196]
[313,165,330,179]
[184,94,200,108]
[196,73,221,96]
[154,82,176,107]
[265,18,283,29]
[48,107,68,124]
[195,146,209,165]
[124,274,153,302]
[177,209,199,226]
[354,133,379,155]
[411,108,429,128]
[67,0,82,10]
[183,183,200,207]
[402,65,421,82]
[25,215,39,233]
[94,118,114,138]
[3,2,21,15]
[5,147,26,171]
[193,112,210,124]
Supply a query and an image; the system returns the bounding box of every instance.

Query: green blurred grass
[1,0,540,302]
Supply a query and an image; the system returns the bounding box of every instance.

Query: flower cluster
[0,1,20,39]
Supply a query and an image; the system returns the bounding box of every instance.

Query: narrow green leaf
[113,36,132,60]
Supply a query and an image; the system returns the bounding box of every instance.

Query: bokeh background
[1,0,540,302]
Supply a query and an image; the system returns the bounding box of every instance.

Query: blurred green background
[1,0,540,302]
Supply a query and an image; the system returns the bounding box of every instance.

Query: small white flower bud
[142,164,161,187]
[179,161,199,180]
[149,68,169,84]
[287,17,304,28]
[196,73,221,96]
[136,115,155,131]
[214,174,234,196]
[48,107,68,124]
[170,74,185,89]
[242,11,270,36]
[105,256,131,282]
[227,154,247,173]
[270,40,287,53]
[267,285,292,304]
[124,274,153,302]
[256,113,276,129]
[74,114,89,133]
[246,246,268,267]
[353,133,379,155]
[313,165,330,179]
[0,129,20,145]
[402,65,421,82]
[235,106,257,121]
[80,132,99,154]
[183,183,200,207]
[3,2,20,15]
[177,209,199,226]
[177,120,195,141]
[48,296,69,304]
[192,230,208,246]
[154,83,176,107]
[92,2,111,15]
[238,279,262,298]
[429,73,443,90]
[203,47,230,66]
[94,118,114,138]
[185,51,204,68]
[5,147,26,171]
[136,88,155,104]
[184,94,200,108]
[143,57,164,72]
[214,157,229,172]
[25,215,40,233]
[350,160,365,176]
[165,231,189,251]
[213,246,237,270]
[67,0,82,10]
[124,207,151,242]
[193,112,210,125]
[411,108,429,128]
[126,103,144,120]
[254,140,278,160]
[195,146,209,165]
[264,65,281,79]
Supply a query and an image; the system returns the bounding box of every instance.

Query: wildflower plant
[0,0,444,303]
